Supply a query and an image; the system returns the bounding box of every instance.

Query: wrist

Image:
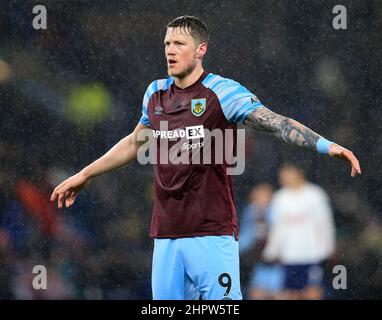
[316,137,335,154]
[80,167,92,179]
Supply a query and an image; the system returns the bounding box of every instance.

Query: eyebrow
[163,39,186,45]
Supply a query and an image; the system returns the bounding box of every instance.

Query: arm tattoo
[243,106,322,151]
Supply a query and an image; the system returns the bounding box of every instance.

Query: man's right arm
[51,123,149,208]
[81,123,148,178]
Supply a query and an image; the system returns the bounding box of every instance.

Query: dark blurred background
[0,0,380,299]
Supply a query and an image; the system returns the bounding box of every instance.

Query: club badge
[191,98,206,117]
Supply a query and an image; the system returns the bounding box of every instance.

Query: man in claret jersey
[51,15,361,300]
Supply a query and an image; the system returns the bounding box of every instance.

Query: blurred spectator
[239,184,285,299]
[263,164,336,300]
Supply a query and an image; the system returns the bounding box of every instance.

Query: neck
[174,65,204,89]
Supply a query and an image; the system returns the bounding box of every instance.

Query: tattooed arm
[244,106,362,177]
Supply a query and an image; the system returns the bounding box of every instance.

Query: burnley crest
[191,98,206,117]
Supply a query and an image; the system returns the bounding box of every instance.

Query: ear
[196,42,208,59]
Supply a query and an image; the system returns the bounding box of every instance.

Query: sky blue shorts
[152,235,242,300]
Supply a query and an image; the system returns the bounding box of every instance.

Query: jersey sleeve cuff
[316,137,334,154]
[240,103,263,123]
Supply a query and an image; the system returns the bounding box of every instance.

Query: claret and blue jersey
[139,71,264,240]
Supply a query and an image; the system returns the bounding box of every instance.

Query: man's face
[164,27,200,79]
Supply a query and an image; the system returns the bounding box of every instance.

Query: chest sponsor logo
[152,125,205,140]
[185,125,204,139]
[137,121,246,176]
[191,98,206,117]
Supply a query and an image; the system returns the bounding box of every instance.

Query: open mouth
[168,59,177,67]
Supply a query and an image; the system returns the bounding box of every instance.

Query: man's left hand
[329,144,362,177]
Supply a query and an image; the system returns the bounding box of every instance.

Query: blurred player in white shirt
[263,164,335,299]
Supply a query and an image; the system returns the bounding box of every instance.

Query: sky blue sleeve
[202,74,264,123]
[139,81,155,128]
[139,78,174,127]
